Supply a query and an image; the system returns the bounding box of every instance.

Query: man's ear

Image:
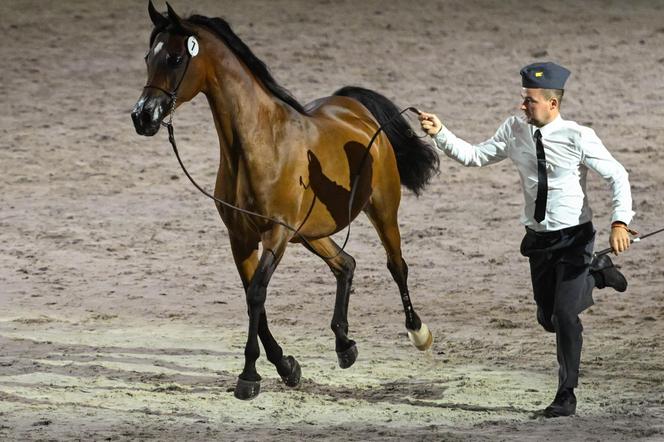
[550,97,559,111]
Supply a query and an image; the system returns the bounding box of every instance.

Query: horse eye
[167,53,183,67]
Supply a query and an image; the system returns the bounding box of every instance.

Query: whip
[594,226,664,256]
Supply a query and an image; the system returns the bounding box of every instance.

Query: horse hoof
[234,377,261,400]
[279,356,301,387]
[408,323,433,351]
[337,342,358,369]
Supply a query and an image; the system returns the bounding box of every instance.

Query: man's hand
[610,222,632,255]
[418,111,443,136]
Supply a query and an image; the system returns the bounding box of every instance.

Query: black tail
[333,86,439,196]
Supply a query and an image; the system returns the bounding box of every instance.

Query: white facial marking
[152,105,161,122]
[153,41,164,56]
[133,96,146,113]
[187,36,199,57]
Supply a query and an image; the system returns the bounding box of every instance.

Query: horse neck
[203,53,297,173]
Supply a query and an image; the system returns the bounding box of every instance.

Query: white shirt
[432,114,634,232]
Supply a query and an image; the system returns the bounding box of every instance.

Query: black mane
[184,15,308,115]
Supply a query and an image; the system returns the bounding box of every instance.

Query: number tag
[187,36,199,57]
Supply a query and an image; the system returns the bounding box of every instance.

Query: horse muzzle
[131,94,170,137]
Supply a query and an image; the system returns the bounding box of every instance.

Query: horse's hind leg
[365,203,433,351]
[229,230,300,400]
[301,237,358,368]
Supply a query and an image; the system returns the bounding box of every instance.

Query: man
[419,61,635,417]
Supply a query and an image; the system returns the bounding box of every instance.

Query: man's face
[520,88,556,127]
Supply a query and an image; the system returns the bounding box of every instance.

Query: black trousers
[520,222,595,392]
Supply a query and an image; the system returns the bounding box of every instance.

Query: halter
[144,35,426,261]
[143,35,194,125]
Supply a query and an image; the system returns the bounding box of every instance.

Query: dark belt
[522,222,595,257]
[526,222,593,240]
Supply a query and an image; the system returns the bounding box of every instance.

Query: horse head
[131,1,206,136]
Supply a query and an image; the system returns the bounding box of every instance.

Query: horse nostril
[143,109,157,125]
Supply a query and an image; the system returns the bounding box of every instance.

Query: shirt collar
[533,114,564,139]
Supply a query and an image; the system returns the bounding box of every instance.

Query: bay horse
[131,1,440,400]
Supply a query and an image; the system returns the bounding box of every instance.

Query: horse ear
[165,2,186,32]
[148,0,169,28]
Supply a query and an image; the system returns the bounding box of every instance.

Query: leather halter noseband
[143,37,194,122]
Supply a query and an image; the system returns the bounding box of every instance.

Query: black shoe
[591,255,627,292]
[543,388,577,418]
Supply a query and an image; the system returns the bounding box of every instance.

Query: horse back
[303,95,397,168]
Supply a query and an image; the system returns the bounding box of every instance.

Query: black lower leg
[258,309,284,365]
[239,251,277,382]
[257,308,300,385]
[239,295,264,383]
[330,255,356,352]
[387,258,422,331]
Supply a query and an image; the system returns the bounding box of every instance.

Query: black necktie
[534,129,547,223]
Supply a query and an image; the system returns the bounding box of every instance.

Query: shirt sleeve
[578,127,635,225]
[431,118,511,167]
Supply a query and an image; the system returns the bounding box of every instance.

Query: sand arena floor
[1,0,663,440]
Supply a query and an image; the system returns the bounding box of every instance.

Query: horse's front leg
[234,225,295,400]
[257,306,302,389]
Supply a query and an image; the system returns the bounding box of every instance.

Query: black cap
[520,62,571,89]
